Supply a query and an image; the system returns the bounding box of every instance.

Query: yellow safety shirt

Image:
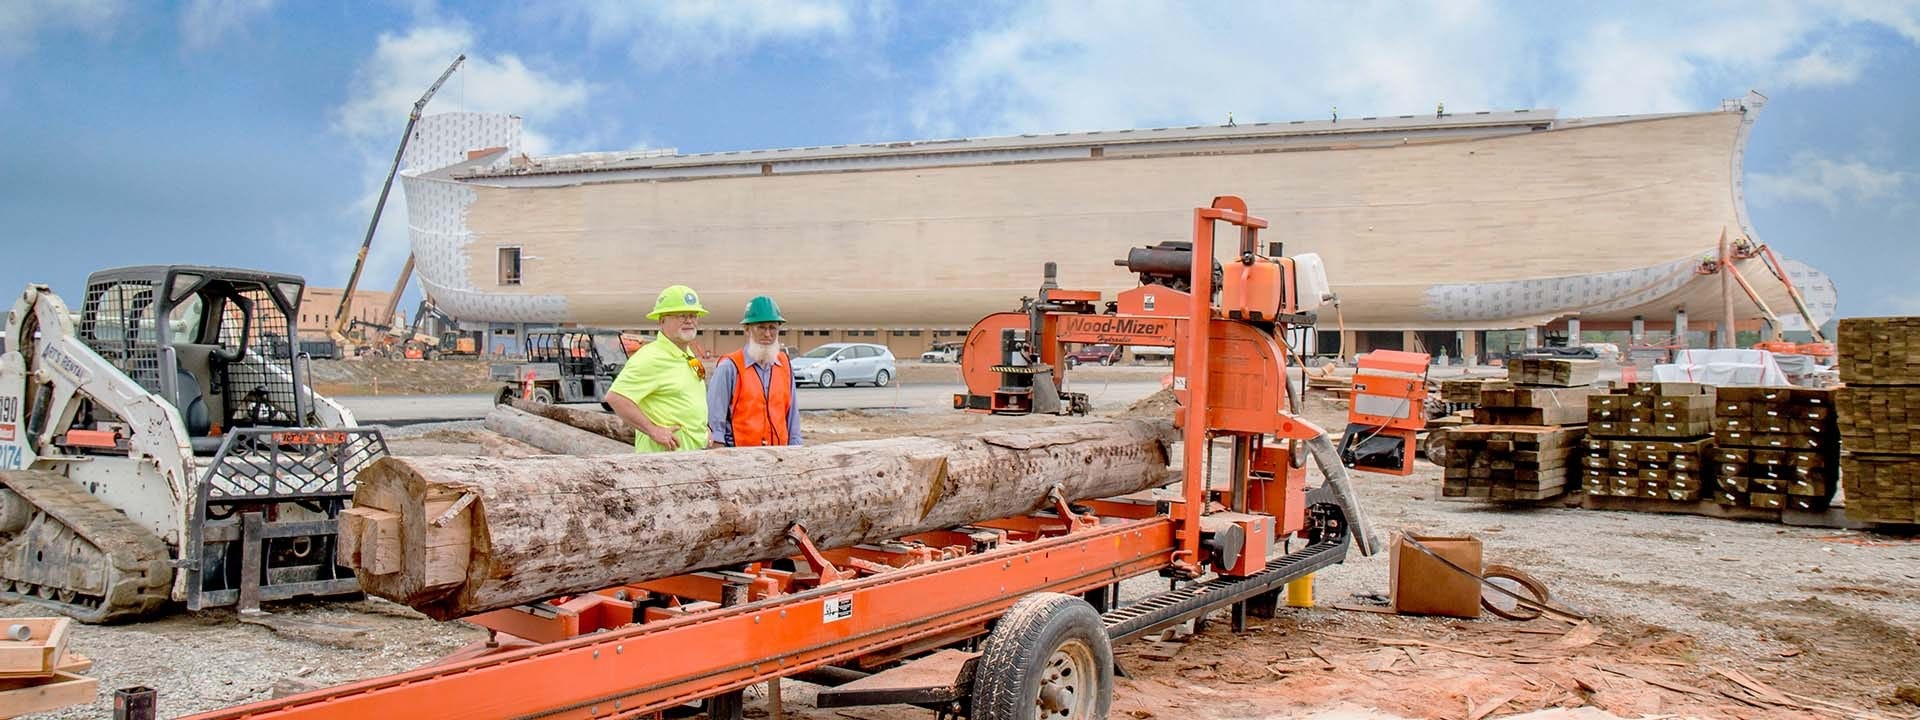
[607,338,709,453]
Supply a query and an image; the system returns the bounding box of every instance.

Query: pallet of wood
[1837,386,1920,452]
[0,618,95,718]
[1840,454,1920,523]
[1581,437,1712,501]
[1836,316,1920,385]
[1835,316,1920,524]
[1507,358,1601,387]
[1438,424,1584,501]
[1581,383,1716,502]
[1475,385,1599,426]
[1713,386,1838,513]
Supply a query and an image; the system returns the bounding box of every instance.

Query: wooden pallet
[1578,493,1783,523]
[0,618,69,679]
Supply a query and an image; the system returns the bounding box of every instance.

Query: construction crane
[330,54,465,353]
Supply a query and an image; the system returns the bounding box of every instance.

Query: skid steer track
[0,470,172,623]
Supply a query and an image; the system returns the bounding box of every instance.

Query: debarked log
[506,397,633,445]
[482,404,631,455]
[338,419,1176,619]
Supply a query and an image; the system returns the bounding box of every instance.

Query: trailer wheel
[531,387,556,405]
[971,593,1111,720]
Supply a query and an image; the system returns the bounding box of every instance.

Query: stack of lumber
[1507,358,1601,387]
[1713,386,1839,513]
[1836,316,1920,524]
[0,618,96,718]
[1437,425,1585,501]
[1581,383,1715,501]
[1443,380,1497,408]
[1473,384,1601,426]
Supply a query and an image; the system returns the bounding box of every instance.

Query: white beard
[674,328,699,344]
[746,340,781,366]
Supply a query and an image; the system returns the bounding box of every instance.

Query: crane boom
[330,54,465,347]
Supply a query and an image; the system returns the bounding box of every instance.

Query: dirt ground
[18,391,1920,719]
[306,358,499,396]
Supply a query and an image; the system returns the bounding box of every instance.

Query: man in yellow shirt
[604,285,710,452]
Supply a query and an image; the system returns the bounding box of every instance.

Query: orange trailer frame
[167,196,1370,720]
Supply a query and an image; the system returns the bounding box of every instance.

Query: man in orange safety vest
[707,296,801,447]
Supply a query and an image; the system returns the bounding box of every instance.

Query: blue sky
[2,0,1916,321]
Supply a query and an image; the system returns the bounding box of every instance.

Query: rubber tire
[1098,357,1111,366]
[532,387,556,405]
[819,370,836,388]
[971,593,1112,720]
[494,387,516,406]
[1065,357,1079,368]
[874,369,891,387]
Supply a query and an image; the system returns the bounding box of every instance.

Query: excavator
[0,266,387,622]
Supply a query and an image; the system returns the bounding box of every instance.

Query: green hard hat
[648,285,709,320]
[742,295,786,325]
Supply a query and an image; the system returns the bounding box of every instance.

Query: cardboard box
[1389,533,1483,618]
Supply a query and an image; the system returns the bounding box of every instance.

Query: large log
[482,404,630,455]
[339,419,1176,619]
[506,398,633,444]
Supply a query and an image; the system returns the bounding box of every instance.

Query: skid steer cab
[0,265,387,622]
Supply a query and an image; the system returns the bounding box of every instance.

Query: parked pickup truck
[1065,344,1124,367]
[920,342,963,363]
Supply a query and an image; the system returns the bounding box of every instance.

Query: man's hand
[645,424,681,450]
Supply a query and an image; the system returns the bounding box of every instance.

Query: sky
[1,0,1916,323]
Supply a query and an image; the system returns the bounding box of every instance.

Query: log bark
[482,404,631,455]
[476,431,547,458]
[506,398,634,444]
[339,419,1176,619]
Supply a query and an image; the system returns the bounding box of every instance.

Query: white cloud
[178,0,274,50]
[1748,151,1911,211]
[329,24,593,287]
[0,0,124,57]
[909,1,1920,136]
[560,0,856,66]
[1777,44,1867,87]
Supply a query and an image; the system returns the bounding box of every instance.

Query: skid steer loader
[0,266,387,622]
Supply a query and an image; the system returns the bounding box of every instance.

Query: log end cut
[338,457,485,620]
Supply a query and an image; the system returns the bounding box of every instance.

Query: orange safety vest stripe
[726,349,793,446]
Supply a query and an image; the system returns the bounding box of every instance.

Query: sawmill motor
[0,266,387,622]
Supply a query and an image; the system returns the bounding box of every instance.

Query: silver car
[792,342,896,388]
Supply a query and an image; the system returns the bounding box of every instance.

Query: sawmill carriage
[167,197,1394,720]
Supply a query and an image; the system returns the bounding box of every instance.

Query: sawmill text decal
[1056,316,1174,344]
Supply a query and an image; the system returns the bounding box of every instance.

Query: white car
[793,342,897,387]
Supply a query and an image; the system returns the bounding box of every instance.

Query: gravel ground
[12,388,1920,718]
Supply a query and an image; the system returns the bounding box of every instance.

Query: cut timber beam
[341,419,1177,619]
